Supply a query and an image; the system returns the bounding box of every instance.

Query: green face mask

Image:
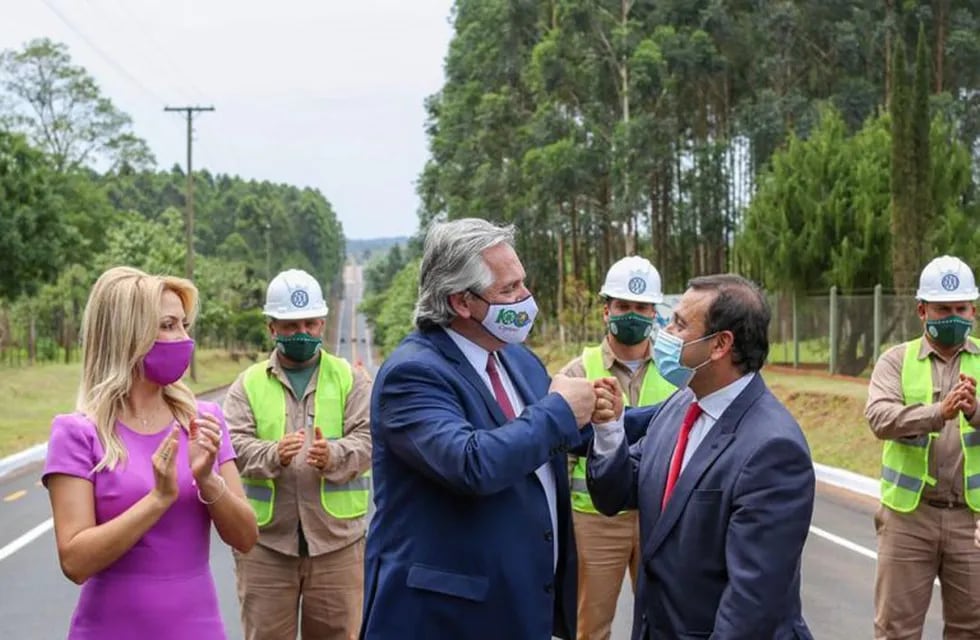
[276,332,322,363]
[925,315,973,347]
[608,312,655,346]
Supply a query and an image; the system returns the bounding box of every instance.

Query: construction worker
[559,256,675,640]
[224,268,372,640]
[866,255,980,640]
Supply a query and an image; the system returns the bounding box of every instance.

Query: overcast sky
[1,0,455,239]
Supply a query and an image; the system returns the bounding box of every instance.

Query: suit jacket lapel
[647,375,766,555]
[425,328,507,425]
[498,347,565,475]
[498,348,536,410]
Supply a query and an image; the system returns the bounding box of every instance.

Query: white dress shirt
[593,373,756,473]
[445,329,559,570]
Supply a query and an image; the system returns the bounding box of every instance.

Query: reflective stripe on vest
[241,351,369,526]
[571,344,675,514]
[882,337,980,512]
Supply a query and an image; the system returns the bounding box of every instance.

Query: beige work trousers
[874,502,980,640]
[573,509,640,640]
[234,538,364,640]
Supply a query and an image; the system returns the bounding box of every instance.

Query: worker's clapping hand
[277,431,306,467]
[306,427,332,471]
[941,374,978,421]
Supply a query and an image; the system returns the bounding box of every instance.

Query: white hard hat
[263,269,329,319]
[916,256,979,302]
[599,256,664,304]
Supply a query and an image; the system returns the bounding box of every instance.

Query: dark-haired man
[587,274,815,639]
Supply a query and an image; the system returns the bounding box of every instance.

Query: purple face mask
[142,339,195,386]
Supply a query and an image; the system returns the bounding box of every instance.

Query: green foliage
[739,104,975,374]
[0,38,154,172]
[740,108,892,294]
[418,0,980,321]
[0,131,72,298]
[364,244,409,296]
[361,260,420,357]
[0,39,348,365]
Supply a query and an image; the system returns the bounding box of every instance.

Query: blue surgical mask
[653,330,716,388]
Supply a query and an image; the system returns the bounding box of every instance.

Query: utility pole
[265,221,272,280]
[164,105,214,382]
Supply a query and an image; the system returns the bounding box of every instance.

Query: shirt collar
[445,328,493,374]
[697,372,755,422]
[600,335,652,371]
[917,335,980,361]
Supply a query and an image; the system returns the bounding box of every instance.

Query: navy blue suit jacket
[361,328,581,640]
[588,374,815,640]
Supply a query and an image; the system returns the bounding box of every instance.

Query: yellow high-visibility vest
[880,338,980,512]
[241,352,369,526]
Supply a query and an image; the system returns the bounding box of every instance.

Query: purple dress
[43,401,235,640]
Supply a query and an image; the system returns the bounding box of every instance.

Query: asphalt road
[0,264,947,639]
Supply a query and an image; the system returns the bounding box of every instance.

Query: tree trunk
[599,179,612,280]
[28,315,36,365]
[934,0,947,93]
[625,214,636,255]
[570,196,580,280]
[63,312,71,364]
[556,212,566,346]
[884,0,894,103]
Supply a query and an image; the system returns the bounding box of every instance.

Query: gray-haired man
[360,218,616,639]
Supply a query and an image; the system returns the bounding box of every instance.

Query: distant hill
[346,236,409,264]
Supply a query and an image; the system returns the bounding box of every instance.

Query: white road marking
[0,518,53,563]
[809,525,940,588]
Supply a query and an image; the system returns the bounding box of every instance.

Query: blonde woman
[42,266,258,640]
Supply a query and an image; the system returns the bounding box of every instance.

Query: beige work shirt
[560,336,655,473]
[225,351,373,556]
[865,337,980,504]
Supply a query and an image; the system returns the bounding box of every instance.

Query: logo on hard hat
[290,289,309,308]
[628,277,647,295]
[941,274,960,292]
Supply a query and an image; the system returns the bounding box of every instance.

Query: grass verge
[762,369,880,478]
[0,349,251,458]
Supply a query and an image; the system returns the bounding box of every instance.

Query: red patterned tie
[662,401,704,509]
[486,353,516,420]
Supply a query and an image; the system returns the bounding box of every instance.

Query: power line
[95,0,210,102]
[38,0,168,105]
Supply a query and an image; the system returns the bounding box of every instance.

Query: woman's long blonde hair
[78,266,200,472]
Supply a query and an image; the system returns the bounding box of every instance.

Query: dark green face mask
[608,312,655,346]
[925,315,973,347]
[276,333,322,362]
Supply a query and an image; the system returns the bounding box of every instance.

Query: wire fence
[2,284,925,377]
[768,287,922,376]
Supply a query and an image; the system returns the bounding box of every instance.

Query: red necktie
[486,353,516,420]
[662,401,703,509]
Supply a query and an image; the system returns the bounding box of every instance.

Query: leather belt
[925,499,969,509]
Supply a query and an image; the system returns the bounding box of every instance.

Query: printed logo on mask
[628,276,647,295]
[291,289,309,308]
[928,325,939,338]
[941,274,960,292]
[495,308,532,327]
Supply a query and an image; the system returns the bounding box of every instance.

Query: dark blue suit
[588,375,815,640]
[361,328,581,640]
